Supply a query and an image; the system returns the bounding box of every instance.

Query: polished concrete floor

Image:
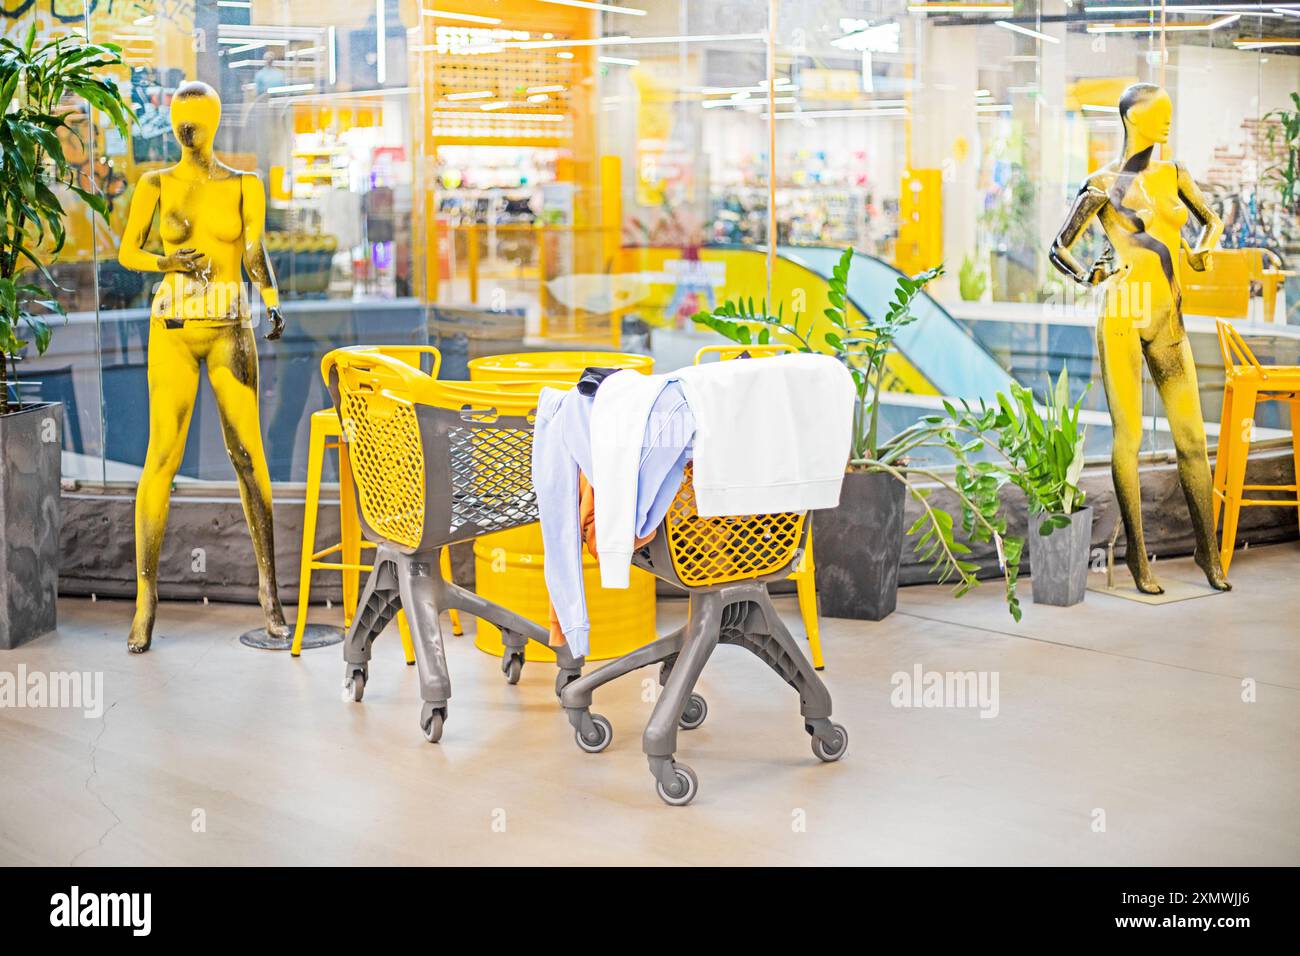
[2,543,1297,866]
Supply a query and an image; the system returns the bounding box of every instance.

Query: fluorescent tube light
[994,20,1060,43]
[421,9,503,24]
[1088,13,1241,32]
[376,0,386,83]
[538,1,646,14]
[908,3,1015,13]
[1234,36,1300,48]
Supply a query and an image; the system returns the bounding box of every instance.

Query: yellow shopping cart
[322,345,584,743]
[561,461,847,806]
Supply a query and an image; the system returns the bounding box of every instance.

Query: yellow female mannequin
[1050,82,1229,594]
[119,80,289,652]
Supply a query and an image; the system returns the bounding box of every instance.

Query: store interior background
[9,0,1299,594]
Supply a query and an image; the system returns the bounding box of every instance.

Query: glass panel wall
[6,0,1297,485]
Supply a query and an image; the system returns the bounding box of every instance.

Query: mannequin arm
[120,171,205,274]
[118,173,203,274]
[117,173,162,271]
[240,172,279,311]
[1049,182,1111,285]
[1176,163,1222,271]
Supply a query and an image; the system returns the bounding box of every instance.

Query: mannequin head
[171,81,221,152]
[1118,82,1172,152]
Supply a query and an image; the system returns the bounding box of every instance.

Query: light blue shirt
[533,382,694,655]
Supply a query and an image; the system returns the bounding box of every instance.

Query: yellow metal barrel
[468,350,654,383]
[470,351,656,663]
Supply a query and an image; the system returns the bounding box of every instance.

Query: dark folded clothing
[576,366,621,396]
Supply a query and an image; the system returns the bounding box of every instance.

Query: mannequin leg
[207,325,290,637]
[1145,327,1231,590]
[129,325,202,652]
[1097,316,1161,593]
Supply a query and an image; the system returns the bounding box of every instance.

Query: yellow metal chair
[292,347,461,658]
[693,344,825,669]
[1242,248,1294,325]
[1211,320,1300,573]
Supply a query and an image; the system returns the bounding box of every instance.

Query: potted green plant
[693,248,1025,623]
[0,28,133,649]
[989,370,1090,606]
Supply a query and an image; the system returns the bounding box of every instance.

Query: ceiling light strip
[538,1,647,15]
[994,20,1061,43]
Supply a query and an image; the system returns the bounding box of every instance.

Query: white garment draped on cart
[590,352,855,590]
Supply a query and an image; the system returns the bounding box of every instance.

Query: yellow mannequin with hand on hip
[1049,82,1229,595]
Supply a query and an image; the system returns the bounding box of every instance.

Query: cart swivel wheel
[421,706,446,744]
[812,723,849,762]
[575,713,612,754]
[342,664,368,703]
[656,763,698,807]
[503,653,524,685]
[678,693,708,731]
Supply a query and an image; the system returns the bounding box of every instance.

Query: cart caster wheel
[342,665,368,703]
[555,667,581,698]
[503,653,524,685]
[421,705,447,744]
[811,723,848,762]
[575,713,612,754]
[655,763,698,807]
[678,693,708,731]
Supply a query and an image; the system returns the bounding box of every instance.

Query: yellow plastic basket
[663,464,807,588]
[322,346,557,552]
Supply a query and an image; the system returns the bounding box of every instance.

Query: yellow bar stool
[694,344,824,669]
[292,350,462,658]
[1211,320,1300,574]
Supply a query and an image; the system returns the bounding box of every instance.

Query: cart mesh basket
[663,464,807,588]
[325,346,549,552]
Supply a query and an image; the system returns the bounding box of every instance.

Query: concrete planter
[814,468,906,621]
[1028,507,1092,607]
[0,402,62,649]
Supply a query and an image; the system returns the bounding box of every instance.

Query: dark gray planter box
[0,402,62,649]
[814,468,906,621]
[1028,507,1092,607]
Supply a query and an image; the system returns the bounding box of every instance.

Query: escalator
[774,245,1013,402]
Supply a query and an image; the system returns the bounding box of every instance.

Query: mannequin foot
[128,610,154,654]
[259,582,291,640]
[1195,547,1232,591]
[263,614,291,641]
[1126,552,1164,595]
